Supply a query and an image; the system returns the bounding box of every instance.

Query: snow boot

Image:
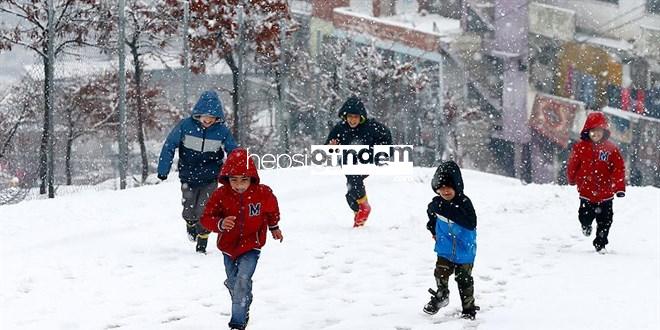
[582,225,592,237]
[186,221,197,242]
[423,288,449,315]
[196,233,209,254]
[353,196,371,227]
[461,306,480,320]
[595,245,608,254]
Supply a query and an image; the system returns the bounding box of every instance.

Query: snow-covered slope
[1,168,659,330]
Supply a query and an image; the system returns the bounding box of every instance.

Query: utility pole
[435,57,444,165]
[277,19,289,153]
[313,30,322,142]
[182,0,190,113]
[46,0,55,198]
[235,6,245,145]
[117,0,128,189]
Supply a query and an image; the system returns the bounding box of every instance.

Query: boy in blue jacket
[158,90,237,254]
[423,160,479,319]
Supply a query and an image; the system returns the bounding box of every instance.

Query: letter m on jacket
[249,203,261,216]
[599,150,610,161]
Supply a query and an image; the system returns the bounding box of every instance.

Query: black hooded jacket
[324,96,392,146]
[426,161,477,234]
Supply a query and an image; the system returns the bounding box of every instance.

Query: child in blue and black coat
[423,160,479,319]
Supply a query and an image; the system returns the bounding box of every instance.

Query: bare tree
[96,0,179,183]
[0,0,108,195]
[164,0,294,145]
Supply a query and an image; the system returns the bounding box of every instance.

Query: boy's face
[229,175,251,193]
[436,185,456,201]
[589,128,604,143]
[198,115,218,128]
[346,114,361,128]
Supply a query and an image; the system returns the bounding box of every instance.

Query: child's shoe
[196,233,209,254]
[353,197,371,227]
[581,225,592,237]
[423,288,449,315]
[595,245,608,254]
[461,306,480,320]
[186,221,197,242]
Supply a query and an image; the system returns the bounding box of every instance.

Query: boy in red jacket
[200,148,283,330]
[567,112,626,254]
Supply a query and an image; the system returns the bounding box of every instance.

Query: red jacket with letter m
[567,112,626,203]
[200,148,280,259]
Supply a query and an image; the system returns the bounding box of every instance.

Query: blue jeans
[223,250,260,329]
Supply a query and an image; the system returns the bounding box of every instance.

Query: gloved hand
[616,192,625,198]
[157,174,167,181]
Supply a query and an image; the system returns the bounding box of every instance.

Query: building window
[649,0,660,14]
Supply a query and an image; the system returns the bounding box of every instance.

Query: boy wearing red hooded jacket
[567,112,626,253]
[200,148,283,330]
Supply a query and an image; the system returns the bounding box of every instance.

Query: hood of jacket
[580,112,610,141]
[192,90,225,122]
[431,160,464,195]
[219,148,260,185]
[337,95,368,124]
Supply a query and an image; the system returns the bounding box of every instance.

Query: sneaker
[186,222,197,242]
[581,225,592,237]
[423,288,449,315]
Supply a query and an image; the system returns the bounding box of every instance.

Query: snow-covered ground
[1,167,659,330]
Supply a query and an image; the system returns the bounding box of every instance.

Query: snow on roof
[574,33,634,52]
[334,7,461,37]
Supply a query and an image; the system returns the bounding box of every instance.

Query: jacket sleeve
[157,120,183,177]
[566,143,581,185]
[426,200,438,235]
[457,196,477,230]
[377,123,393,145]
[325,123,342,144]
[200,190,224,233]
[263,187,281,231]
[610,146,626,193]
[222,125,238,154]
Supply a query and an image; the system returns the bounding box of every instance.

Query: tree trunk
[225,54,241,145]
[39,56,50,195]
[65,136,73,185]
[0,105,28,158]
[130,42,148,183]
[65,107,73,185]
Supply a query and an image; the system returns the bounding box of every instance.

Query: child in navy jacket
[423,161,479,319]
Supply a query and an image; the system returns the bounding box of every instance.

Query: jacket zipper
[201,128,207,152]
[449,220,456,261]
[235,194,244,248]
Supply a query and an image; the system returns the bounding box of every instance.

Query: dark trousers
[181,182,217,236]
[345,175,368,212]
[578,199,614,249]
[434,256,476,312]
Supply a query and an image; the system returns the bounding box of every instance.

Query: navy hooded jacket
[157,91,238,187]
[324,96,392,146]
[426,161,477,264]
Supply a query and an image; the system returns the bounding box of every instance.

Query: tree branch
[0,35,45,57]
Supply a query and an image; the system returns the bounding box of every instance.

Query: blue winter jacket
[157,91,238,187]
[433,213,477,264]
[426,161,477,264]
